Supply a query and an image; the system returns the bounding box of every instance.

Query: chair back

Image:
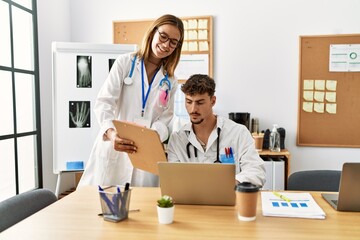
[0,189,57,232]
[287,170,341,192]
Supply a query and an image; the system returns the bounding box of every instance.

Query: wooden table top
[1,186,359,240]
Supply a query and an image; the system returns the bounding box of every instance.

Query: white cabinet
[261,157,285,190]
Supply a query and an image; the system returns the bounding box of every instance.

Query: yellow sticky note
[326,103,337,114]
[188,19,198,29]
[325,92,336,102]
[314,103,324,113]
[198,19,208,29]
[188,30,198,40]
[198,30,208,40]
[314,91,325,102]
[304,80,314,90]
[188,41,198,51]
[182,20,188,30]
[181,42,188,51]
[184,30,188,41]
[199,41,209,51]
[303,102,313,112]
[326,80,337,91]
[303,91,314,101]
[315,80,325,90]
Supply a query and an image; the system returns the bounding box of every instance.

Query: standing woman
[78,14,184,187]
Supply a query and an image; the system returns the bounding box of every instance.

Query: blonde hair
[136,14,184,77]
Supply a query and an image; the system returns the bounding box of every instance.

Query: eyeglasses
[156,29,180,48]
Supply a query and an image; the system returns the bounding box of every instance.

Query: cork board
[113,16,213,81]
[297,34,360,147]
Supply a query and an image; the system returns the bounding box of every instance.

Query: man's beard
[191,118,204,125]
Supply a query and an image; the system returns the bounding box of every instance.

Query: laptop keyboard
[331,199,338,206]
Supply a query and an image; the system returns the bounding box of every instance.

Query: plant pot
[157,205,174,224]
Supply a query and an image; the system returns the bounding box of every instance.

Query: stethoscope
[123,55,171,88]
[123,56,172,116]
[186,127,222,163]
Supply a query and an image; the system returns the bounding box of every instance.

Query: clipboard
[112,120,167,175]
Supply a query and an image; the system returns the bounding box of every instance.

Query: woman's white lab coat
[78,53,178,187]
[167,116,266,187]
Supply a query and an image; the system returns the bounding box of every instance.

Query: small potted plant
[156,195,174,224]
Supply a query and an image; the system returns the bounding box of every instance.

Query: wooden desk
[1,187,359,239]
[259,149,291,188]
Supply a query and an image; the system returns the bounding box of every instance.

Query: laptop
[321,162,360,211]
[158,162,236,206]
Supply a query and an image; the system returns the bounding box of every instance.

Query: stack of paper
[261,192,326,219]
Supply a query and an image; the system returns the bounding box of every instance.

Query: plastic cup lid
[235,182,260,192]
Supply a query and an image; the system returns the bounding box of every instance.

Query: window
[0,0,42,201]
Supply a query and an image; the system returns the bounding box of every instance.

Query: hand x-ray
[77,55,92,88]
[69,101,91,128]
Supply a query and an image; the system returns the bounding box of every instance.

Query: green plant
[157,195,174,208]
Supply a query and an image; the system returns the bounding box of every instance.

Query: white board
[52,42,137,174]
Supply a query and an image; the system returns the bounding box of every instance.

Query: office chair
[0,188,57,232]
[287,170,341,192]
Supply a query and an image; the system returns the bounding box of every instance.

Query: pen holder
[99,186,132,222]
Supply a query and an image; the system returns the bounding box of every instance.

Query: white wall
[37,0,73,192]
[37,0,360,192]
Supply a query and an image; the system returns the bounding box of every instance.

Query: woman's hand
[106,128,137,154]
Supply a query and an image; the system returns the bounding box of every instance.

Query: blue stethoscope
[124,56,172,116]
[186,127,221,163]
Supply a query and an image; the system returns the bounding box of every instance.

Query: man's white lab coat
[167,116,266,186]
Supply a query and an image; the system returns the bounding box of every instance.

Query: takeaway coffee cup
[235,182,260,221]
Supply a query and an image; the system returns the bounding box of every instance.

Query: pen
[229,147,233,158]
[98,186,116,215]
[98,209,140,216]
[273,191,291,202]
[120,183,130,216]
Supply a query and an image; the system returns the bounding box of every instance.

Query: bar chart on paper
[261,192,326,219]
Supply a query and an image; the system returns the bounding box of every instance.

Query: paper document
[261,192,326,219]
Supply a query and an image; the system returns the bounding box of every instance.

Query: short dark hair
[181,74,216,97]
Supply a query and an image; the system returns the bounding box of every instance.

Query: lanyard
[141,59,160,116]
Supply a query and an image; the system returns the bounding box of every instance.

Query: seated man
[167,74,265,186]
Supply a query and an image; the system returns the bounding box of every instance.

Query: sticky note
[303,80,314,90]
[303,102,313,112]
[199,41,209,51]
[326,80,337,91]
[188,19,198,29]
[325,92,336,102]
[198,30,208,40]
[326,103,337,114]
[198,19,208,29]
[303,91,314,101]
[314,91,325,102]
[315,80,325,90]
[314,103,325,113]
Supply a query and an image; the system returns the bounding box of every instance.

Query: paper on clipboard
[112,120,167,175]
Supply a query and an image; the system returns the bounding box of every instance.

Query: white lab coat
[167,116,266,186]
[78,53,178,187]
